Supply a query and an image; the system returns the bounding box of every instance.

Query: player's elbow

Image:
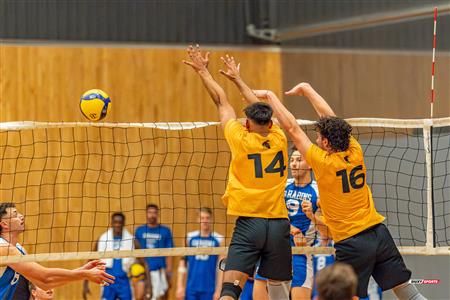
[33,278,53,291]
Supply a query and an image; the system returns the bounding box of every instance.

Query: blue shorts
[101,275,132,300]
[185,289,214,300]
[240,279,254,300]
[255,255,312,289]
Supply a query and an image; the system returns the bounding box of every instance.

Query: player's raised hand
[301,200,314,220]
[84,267,115,286]
[183,44,210,72]
[219,54,241,81]
[285,82,311,96]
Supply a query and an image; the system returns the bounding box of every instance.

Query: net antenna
[430,7,438,119]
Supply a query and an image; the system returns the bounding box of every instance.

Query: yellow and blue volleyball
[80,89,111,121]
[129,263,146,282]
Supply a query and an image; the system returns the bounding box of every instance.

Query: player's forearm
[36,268,87,290]
[302,84,335,118]
[265,91,311,155]
[265,91,297,133]
[215,255,225,292]
[166,256,173,273]
[231,77,260,104]
[198,70,229,107]
[312,214,330,240]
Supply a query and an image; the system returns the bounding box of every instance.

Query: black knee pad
[220,282,242,300]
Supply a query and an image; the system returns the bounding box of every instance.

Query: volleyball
[80,89,111,121]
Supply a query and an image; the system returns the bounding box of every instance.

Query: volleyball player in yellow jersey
[253,83,427,300]
[184,45,292,300]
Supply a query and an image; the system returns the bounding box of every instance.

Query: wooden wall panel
[0,45,282,122]
[281,50,450,120]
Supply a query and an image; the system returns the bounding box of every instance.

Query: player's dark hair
[316,263,357,300]
[290,145,298,152]
[0,202,16,233]
[200,207,213,216]
[315,116,352,152]
[112,212,125,222]
[243,102,273,125]
[146,204,159,211]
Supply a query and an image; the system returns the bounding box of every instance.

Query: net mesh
[0,119,448,262]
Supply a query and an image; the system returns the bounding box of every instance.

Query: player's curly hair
[315,116,352,152]
[244,102,273,125]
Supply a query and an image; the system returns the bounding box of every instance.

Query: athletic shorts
[225,217,292,281]
[334,223,411,298]
[255,255,312,288]
[185,289,214,300]
[101,275,132,300]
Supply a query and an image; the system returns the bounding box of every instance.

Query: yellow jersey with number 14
[305,136,385,242]
[222,119,288,219]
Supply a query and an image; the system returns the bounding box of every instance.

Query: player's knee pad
[267,280,291,300]
[220,282,242,300]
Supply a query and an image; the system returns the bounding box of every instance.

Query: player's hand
[293,233,307,247]
[290,225,301,236]
[176,287,185,300]
[84,267,115,286]
[82,280,90,300]
[219,54,241,81]
[213,290,221,300]
[183,44,210,72]
[78,260,106,271]
[301,200,314,220]
[285,82,311,96]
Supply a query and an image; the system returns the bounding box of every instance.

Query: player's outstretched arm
[285,82,336,118]
[183,45,236,128]
[253,90,312,156]
[4,249,114,291]
[219,55,259,105]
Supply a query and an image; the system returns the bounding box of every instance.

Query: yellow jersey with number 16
[222,119,288,219]
[305,136,385,242]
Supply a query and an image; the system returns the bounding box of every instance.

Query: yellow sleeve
[348,136,362,152]
[224,119,245,153]
[305,143,327,178]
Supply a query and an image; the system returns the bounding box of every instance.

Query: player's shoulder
[187,230,200,238]
[212,232,224,244]
[310,180,319,193]
[159,224,172,234]
[134,224,146,233]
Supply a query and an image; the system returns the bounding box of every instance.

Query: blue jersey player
[254,148,320,300]
[176,208,223,300]
[0,203,114,300]
[135,204,174,300]
[83,212,134,300]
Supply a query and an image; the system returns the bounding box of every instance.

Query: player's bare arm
[219,55,259,105]
[1,245,114,291]
[301,201,330,240]
[285,82,336,118]
[183,45,236,128]
[176,258,187,300]
[253,90,312,157]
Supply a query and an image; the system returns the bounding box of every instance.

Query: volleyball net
[0,118,449,264]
